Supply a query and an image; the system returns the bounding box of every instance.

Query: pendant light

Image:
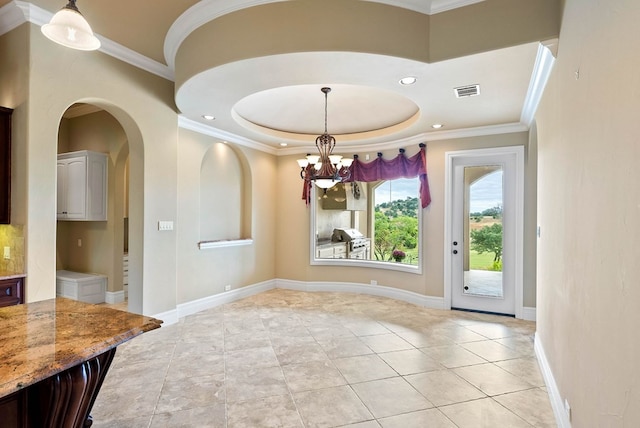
[297,87,352,190]
[41,0,100,51]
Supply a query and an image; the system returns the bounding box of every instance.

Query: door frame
[444,146,525,319]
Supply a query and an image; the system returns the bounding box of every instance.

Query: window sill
[198,239,253,250]
[310,257,422,274]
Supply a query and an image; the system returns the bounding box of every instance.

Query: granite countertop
[0,298,162,398]
[0,271,26,280]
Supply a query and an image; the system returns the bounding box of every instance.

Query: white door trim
[444,146,525,319]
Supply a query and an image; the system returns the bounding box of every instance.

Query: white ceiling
[175,44,542,150]
[0,0,556,154]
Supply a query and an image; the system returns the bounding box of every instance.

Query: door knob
[452,250,458,255]
[453,241,458,246]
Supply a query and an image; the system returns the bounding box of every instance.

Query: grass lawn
[469,250,497,270]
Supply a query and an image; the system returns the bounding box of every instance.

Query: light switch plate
[158,221,174,231]
[3,246,9,260]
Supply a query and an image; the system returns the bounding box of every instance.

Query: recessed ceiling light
[280,143,288,147]
[202,115,215,120]
[432,123,443,129]
[399,76,417,85]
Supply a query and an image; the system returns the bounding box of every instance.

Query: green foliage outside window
[374,197,418,264]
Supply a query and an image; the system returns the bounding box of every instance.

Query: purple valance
[303,144,431,208]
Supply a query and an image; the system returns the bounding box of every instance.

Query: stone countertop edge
[0,272,26,280]
[0,297,162,398]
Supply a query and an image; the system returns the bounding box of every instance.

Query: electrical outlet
[225,284,231,291]
[370,280,377,285]
[3,246,10,260]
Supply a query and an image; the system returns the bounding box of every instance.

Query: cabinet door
[0,277,23,307]
[334,244,347,259]
[63,157,87,219]
[57,152,107,221]
[56,160,67,218]
[317,247,334,258]
[0,107,12,224]
[87,156,107,219]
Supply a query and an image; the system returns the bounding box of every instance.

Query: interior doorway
[445,146,524,317]
[55,103,132,311]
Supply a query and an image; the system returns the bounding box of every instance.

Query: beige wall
[1,22,278,315]
[536,0,640,424]
[429,0,561,62]
[176,129,276,304]
[276,132,536,307]
[176,0,560,87]
[0,25,29,276]
[10,23,179,315]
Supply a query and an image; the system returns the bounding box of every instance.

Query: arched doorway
[55,101,144,314]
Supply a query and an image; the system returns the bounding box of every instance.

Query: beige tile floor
[92,289,556,427]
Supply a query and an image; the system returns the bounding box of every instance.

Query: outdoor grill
[331,228,371,259]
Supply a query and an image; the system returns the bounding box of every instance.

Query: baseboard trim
[152,308,179,326]
[176,279,276,319]
[105,290,125,304]
[535,332,571,428]
[522,306,536,321]
[154,279,450,325]
[275,279,446,310]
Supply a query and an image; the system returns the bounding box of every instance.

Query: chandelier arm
[298,87,345,191]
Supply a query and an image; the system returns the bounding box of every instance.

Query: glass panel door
[450,149,520,316]
[464,166,504,298]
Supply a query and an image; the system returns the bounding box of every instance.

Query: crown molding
[427,0,485,14]
[1,1,173,81]
[178,116,278,155]
[520,41,557,126]
[0,1,28,34]
[97,35,174,81]
[188,120,529,157]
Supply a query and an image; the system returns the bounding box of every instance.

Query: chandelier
[297,87,352,190]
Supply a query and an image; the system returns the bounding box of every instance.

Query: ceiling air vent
[454,84,480,98]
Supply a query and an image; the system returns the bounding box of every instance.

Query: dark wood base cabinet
[0,277,24,307]
[0,348,116,428]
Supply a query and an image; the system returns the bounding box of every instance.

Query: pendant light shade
[41,0,100,51]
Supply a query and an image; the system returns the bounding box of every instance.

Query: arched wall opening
[54,100,145,314]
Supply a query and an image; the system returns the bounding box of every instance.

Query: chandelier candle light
[297,87,352,191]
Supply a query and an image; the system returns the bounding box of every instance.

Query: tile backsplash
[0,225,25,273]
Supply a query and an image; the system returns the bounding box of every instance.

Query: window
[311,178,422,273]
[372,178,420,265]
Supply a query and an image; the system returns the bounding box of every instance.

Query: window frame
[309,183,423,274]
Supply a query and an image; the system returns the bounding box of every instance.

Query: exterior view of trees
[470,223,503,263]
[374,196,418,263]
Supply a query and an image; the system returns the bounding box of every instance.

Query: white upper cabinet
[57,151,108,221]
